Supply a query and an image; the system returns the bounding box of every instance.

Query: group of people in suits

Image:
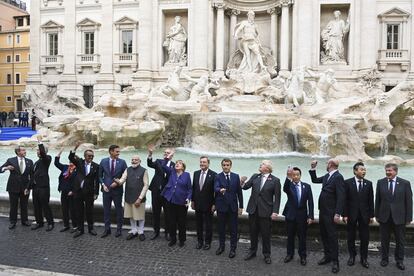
[1,142,413,273]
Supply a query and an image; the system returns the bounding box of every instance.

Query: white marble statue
[232,11,267,73]
[151,66,190,101]
[163,16,187,66]
[284,67,311,107]
[306,68,339,104]
[320,10,350,64]
[183,74,220,102]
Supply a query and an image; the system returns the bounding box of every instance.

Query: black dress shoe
[228,250,236,259]
[380,260,388,267]
[196,243,203,249]
[8,223,16,230]
[215,247,225,255]
[300,257,307,266]
[31,224,43,230]
[332,262,339,274]
[396,262,405,271]
[347,256,355,266]
[264,256,271,264]
[88,229,97,236]
[165,233,171,241]
[115,230,122,238]
[70,228,78,234]
[73,231,84,238]
[179,241,185,247]
[318,257,331,265]
[360,259,369,268]
[138,234,146,241]
[46,224,54,232]
[150,232,159,240]
[126,233,138,240]
[21,221,31,227]
[168,240,177,247]
[244,251,256,261]
[203,244,211,250]
[101,230,111,238]
[284,255,293,263]
[60,227,70,232]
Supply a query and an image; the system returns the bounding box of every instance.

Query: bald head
[327,158,339,172]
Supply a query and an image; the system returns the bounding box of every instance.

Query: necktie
[358,180,363,192]
[225,174,230,191]
[111,159,115,176]
[295,183,301,205]
[199,171,205,191]
[260,175,267,190]
[388,179,394,196]
[19,158,24,173]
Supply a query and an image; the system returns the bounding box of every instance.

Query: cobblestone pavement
[1,216,413,276]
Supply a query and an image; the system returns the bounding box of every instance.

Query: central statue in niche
[233,10,267,73]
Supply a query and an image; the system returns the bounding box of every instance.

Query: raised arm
[241,174,258,190]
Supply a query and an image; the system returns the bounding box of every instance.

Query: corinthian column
[214,2,225,74]
[228,9,240,55]
[280,0,290,72]
[268,8,278,58]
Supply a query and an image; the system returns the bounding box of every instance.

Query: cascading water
[315,123,329,157]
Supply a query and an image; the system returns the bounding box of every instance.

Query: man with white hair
[115,155,149,241]
[309,158,346,274]
[241,160,281,264]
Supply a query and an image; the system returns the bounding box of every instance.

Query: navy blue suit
[282,178,314,258]
[214,172,243,250]
[99,157,128,232]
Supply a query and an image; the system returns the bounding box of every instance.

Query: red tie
[111,159,115,176]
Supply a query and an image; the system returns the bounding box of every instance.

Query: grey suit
[375,177,413,262]
[243,173,281,257]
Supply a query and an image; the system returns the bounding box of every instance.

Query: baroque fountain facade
[16,0,414,162]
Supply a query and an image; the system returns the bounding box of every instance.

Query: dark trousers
[195,209,213,245]
[379,216,406,262]
[218,211,238,250]
[103,190,123,231]
[60,191,77,228]
[286,219,308,258]
[74,190,95,232]
[151,190,169,234]
[319,213,339,262]
[347,213,369,259]
[249,214,272,257]
[8,191,29,224]
[167,201,187,243]
[32,187,53,225]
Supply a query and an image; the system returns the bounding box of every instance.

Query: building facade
[27,0,414,106]
[0,0,29,112]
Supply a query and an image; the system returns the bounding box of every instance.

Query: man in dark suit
[147,146,175,241]
[375,163,413,271]
[191,156,217,250]
[343,162,374,268]
[30,136,54,231]
[309,159,345,274]
[214,158,243,259]
[99,145,128,238]
[241,160,281,264]
[283,167,314,266]
[69,142,100,238]
[1,146,33,229]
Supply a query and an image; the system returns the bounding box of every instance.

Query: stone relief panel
[320,4,350,65]
[162,10,188,67]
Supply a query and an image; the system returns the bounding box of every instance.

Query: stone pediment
[40,20,64,29]
[378,7,410,22]
[76,18,101,28]
[114,16,138,27]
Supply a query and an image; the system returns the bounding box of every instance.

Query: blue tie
[295,183,301,206]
